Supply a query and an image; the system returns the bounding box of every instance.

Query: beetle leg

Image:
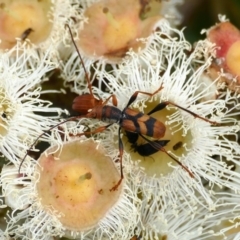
[18,115,87,173]
[102,94,118,106]
[110,127,124,191]
[147,102,168,115]
[125,131,139,144]
[125,84,164,108]
[139,134,194,178]
[154,101,218,125]
[69,123,113,138]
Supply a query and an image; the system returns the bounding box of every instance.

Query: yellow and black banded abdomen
[122,108,166,139]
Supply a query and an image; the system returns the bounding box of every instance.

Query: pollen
[0,0,53,49]
[36,139,122,231]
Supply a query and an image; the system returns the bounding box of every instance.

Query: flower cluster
[0,1,240,240]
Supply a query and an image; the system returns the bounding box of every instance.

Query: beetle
[66,26,218,190]
[132,139,170,157]
[19,25,218,191]
[126,130,183,156]
[126,130,170,157]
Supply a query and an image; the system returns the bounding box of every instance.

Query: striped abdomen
[121,108,166,139]
[86,105,122,123]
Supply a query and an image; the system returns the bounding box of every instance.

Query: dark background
[179,0,240,43]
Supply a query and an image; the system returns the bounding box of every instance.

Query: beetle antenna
[18,115,85,174]
[65,24,93,96]
[139,134,194,178]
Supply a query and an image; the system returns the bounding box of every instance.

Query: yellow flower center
[36,139,122,231]
[54,162,96,205]
[226,40,240,76]
[103,14,138,52]
[0,0,52,49]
